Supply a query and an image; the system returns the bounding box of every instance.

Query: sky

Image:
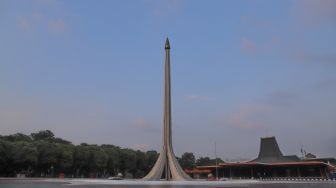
[0,0,335,160]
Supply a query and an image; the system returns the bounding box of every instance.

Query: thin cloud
[17,16,31,31]
[241,37,256,53]
[33,0,57,5]
[271,91,296,99]
[290,51,336,65]
[131,117,148,128]
[32,11,45,22]
[286,0,336,67]
[224,104,271,130]
[17,13,66,33]
[240,36,282,55]
[16,0,66,34]
[48,19,65,33]
[239,15,282,55]
[130,117,160,133]
[131,143,150,151]
[184,94,209,101]
[314,78,336,90]
[290,0,336,27]
[146,0,183,17]
[269,90,300,107]
[240,16,272,29]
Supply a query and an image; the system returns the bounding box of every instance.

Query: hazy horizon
[0,0,335,160]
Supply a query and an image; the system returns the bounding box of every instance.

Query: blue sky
[0,0,335,160]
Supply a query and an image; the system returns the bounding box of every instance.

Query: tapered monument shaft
[142,38,191,181]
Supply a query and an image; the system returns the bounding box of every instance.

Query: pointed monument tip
[165,37,170,49]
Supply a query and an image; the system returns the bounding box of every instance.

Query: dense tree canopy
[179,152,196,169]
[0,130,222,178]
[196,157,224,166]
[31,130,54,141]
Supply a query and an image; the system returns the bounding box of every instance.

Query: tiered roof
[251,136,300,163]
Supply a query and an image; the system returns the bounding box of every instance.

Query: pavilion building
[187,137,335,179]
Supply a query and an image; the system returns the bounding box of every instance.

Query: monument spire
[165,37,170,49]
[142,38,191,181]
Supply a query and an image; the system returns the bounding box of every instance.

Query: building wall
[205,166,328,179]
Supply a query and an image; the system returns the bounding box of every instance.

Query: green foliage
[49,137,72,145]
[119,148,137,175]
[56,144,73,170]
[145,150,159,172]
[12,142,38,169]
[196,157,211,166]
[179,152,196,169]
[31,130,54,141]
[36,141,58,166]
[0,140,15,175]
[0,130,219,178]
[102,145,119,176]
[196,156,224,166]
[1,133,32,142]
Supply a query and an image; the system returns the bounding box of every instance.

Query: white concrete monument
[142,38,192,181]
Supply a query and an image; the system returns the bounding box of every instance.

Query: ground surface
[0,178,335,188]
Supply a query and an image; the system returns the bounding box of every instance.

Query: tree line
[0,130,222,178]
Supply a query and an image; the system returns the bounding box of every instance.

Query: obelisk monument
[142,38,191,181]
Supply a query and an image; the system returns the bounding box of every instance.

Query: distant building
[184,169,211,179]
[305,153,317,159]
[186,137,336,179]
[303,157,336,167]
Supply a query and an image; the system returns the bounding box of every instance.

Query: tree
[72,145,90,177]
[35,141,58,176]
[91,147,108,177]
[196,157,224,166]
[1,130,227,178]
[118,149,136,177]
[179,152,196,170]
[102,145,120,176]
[1,133,32,142]
[12,142,38,175]
[31,130,54,141]
[0,140,6,166]
[49,137,71,145]
[0,140,15,176]
[196,157,212,166]
[134,150,146,178]
[210,157,224,165]
[145,150,158,173]
[55,144,73,175]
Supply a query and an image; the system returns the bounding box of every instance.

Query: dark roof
[251,136,297,163]
[219,162,259,167]
[196,165,221,169]
[267,161,330,166]
[209,161,333,168]
[284,155,300,162]
[303,157,336,165]
[305,153,317,159]
[193,136,336,170]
